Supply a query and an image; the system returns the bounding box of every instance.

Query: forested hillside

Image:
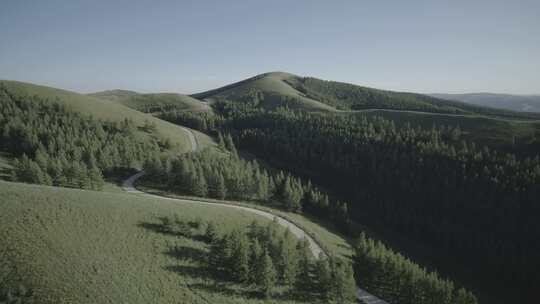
[193,72,540,120]
[0,81,195,151]
[144,113,479,304]
[159,101,539,304]
[0,85,173,189]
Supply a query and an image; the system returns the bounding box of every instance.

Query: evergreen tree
[214,172,226,199]
[277,228,299,285]
[89,165,104,190]
[224,133,237,157]
[248,238,263,284]
[315,253,332,299]
[204,221,218,243]
[192,167,208,197]
[217,132,226,150]
[256,249,277,298]
[295,237,312,291]
[230,230,250,282]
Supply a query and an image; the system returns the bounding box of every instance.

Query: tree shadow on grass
[138,218,311,302]
[164,245,207,262]
[138,218,207,242]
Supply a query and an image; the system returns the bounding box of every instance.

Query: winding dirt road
[123,126,387,303]
[122,172,387,304]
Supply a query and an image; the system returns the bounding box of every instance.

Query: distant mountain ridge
[431,93,540,113]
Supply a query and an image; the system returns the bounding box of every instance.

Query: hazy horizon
[1,0,539,95]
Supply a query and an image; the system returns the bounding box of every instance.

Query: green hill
[0,180,350,304]
[90,90,210,113]
[0,81,197,153]
[193,72,336,112]
[193,72,540,120]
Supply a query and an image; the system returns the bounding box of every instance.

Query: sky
[1,0,539,95]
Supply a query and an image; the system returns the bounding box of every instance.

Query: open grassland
[0,181,350,303]
[0,81,194,153]
[90,90,210,113]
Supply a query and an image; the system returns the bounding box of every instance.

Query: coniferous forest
[156,101,540,303]
[0,86,170,190]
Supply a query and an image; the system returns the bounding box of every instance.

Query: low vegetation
[0,180,356,303]
[90,90,209,113]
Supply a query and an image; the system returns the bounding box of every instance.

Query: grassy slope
[90,90,210,112]
[193,72,336,112]
[0,81,193,153]
[0,181,351,304]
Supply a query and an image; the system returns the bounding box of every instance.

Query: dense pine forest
[0,86,171,190]
[147,112,480,303]
[156,101,539,303]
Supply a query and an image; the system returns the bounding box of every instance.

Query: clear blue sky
[1,0,539,94]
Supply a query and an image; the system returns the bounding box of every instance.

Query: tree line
[354,233,477,304]
[0,86,170,190]
[143,138,350,230]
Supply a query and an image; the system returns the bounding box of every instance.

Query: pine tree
[295,237,312,292]
[248,238,263,284]
[455,288,478,304]
[217,132,226,150]
[208,236,227,274]
[192,167,208,197]
[214,173,227,199]
[204,221,218,243]
[230,230,250,282]
[281,176,302,212]
[224,133,237,157]
[89,165,105,190]
[256,249,277,298]
[331,258,357,303]
[277,228,299,286]
[315,253,332,299]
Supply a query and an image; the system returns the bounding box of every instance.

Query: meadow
[0,180,351,304]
